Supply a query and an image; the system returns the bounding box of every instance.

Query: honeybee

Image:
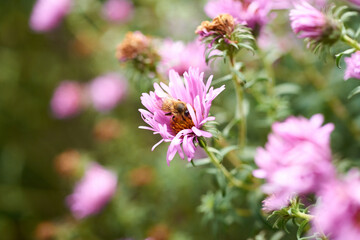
[161,97,190,121]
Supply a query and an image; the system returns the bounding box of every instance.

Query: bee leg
[165,112,172,116]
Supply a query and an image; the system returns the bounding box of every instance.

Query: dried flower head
[196,14,254,62]
[54,149,81,177]
[116,31,159,72]
[139,67,225,164]
[129,166,154,187]
[196,13,236,37]
[93,118,122,141]
[35,221,57,240]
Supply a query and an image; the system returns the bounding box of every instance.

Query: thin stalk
[229,56,246,150]
[293,211,314,221]
[341,34,360,51]
[200,139,249,190]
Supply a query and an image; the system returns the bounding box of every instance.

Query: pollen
[170,116,195,134]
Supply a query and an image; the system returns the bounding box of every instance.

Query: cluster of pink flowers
[66,163,117,219]
[102,0,134,23]
[254,114,335,211]
[30,0,72,32]
[344,51,360,80]
[157,39,208,76]
[139,67,225,164]
[51,73,128,118]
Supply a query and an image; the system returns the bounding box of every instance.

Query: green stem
[293,211,314,221]
[341,34,360,51]
[229,56,246,151]
[200,139,248,189]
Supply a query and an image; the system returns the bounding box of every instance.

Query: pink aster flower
[51,81,83,119]
[344,51,360,80]
[313,170,360,240]
[88,73,128,112]
[66,163,117,219]
[29,0,72,32]
[289,1,341,45]
[204,0,273,31]
[102,0,133,23]
[254,114,335,211]
[139,67,225,165]
[158,39,208,76]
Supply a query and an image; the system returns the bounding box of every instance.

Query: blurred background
[1,0,360,239]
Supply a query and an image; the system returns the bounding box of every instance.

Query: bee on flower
[139,67,225,165]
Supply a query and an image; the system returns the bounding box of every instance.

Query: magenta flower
[313,170,360,240]
[29,0,72,32]
[102,0,133,23]
[254,114,335,211]
[88,73,128,112]
[344,51,360,80]
[66,163,117,219]
[139,67,225,165]
[51,81,83,119]
[290,1,341,46]
[158,39,208,76]
[204,0,272,31]
[290,1,327,39]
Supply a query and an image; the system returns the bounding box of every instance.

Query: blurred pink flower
[139,67,225,165]
[344,51,360,80]
[102,0,133,23]
[158,39,208,76]
[66,163,117,219]
[289,0,340,42]
[29,0,72,32]
[88,73,128,112]
[313,170,360,240]
[204,0,274,31]
[254,114,335,211]
[51,81,83,119]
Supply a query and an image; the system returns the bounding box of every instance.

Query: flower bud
[290,2,342,48]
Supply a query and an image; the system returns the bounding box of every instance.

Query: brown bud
[129,166,154,187]
[116,31,151,61]
[34,221,56,240]
[54,150,81,177]
[196,14,235,36]
[93,118,122,141]
[147,224,170,240]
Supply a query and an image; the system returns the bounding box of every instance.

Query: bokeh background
[1,0,360,239]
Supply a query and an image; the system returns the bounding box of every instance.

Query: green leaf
[348,86,360,99]
[335,48,356,68]
[297,220,309,240]
[219,145,239,158]
[340,11,357,22]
